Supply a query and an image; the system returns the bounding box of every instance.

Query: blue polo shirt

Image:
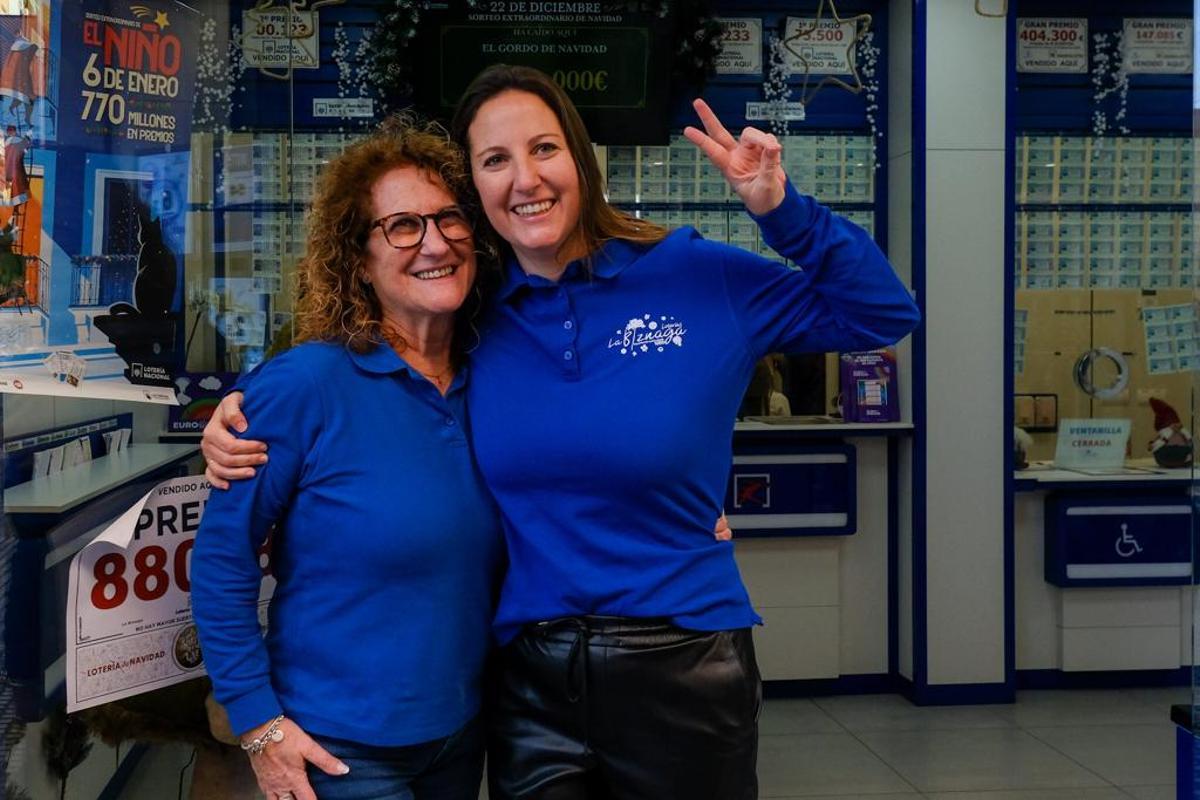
[192,341,504,746]
[467,183,920,643]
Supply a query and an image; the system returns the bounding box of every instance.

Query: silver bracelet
[240,714,286,756]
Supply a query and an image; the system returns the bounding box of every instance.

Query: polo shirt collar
[496,238,647,302]
[345,341,469,388]
[346,341,409,374]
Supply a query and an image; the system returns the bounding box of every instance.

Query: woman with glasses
[190,114,504,800]
[201,65,916,800]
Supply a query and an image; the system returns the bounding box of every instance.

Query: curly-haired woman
[189,115,504,800]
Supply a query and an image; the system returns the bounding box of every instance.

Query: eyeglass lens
[381,209,472,248]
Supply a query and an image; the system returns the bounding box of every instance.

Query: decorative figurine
[1014,426,1033,470]
[1147,397,1193,468]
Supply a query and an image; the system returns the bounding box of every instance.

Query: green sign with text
[439,25,649,109]
[415,2,672,144]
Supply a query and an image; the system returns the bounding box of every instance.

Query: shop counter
[6,443,201,516]
[1015,460,1191,491]
[1015,460,1194,678]
[730,424,908,684]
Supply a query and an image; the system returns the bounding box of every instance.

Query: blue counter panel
[1044,494,1193,587]
[725,446,856,538]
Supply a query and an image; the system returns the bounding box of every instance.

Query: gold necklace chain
[416,363,453,387]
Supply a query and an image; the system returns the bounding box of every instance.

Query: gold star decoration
[154,10,169,29]
[782,0,872,107]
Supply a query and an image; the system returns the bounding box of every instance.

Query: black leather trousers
[486,617,761,800]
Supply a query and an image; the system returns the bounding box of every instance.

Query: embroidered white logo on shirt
[607,314,687,356]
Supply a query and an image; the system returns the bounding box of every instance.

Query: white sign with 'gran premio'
[782,17,857,75]
[1123,18,1193,74]
[715,18,762,75]
[1016,18,1087,73]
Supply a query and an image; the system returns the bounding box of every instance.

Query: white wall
[920,0,1008,686]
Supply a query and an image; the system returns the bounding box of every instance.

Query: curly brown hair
[294,113,477,354]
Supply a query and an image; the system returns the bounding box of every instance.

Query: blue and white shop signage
[724,447,855,537]
[1044,494,1192,587]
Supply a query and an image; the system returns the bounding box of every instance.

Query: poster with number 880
[66,476,276,712]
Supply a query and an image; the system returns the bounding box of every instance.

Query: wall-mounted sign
[1045,495,1192,587]
[1123,18,1193,75]
[313,97,374,118]
[1053,418,1131,469]
[745,101,806,121]
[1016,18,1087,73]
[71,2,199,148]
[782,17,857,76]
[66,477,276,712]
[242,8,319,70]
[715,18,762,75]
[2,1,200,405]
[414,2,672,144]
[723,448,855,537]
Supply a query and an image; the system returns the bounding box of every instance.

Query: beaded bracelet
[240,714,286,755]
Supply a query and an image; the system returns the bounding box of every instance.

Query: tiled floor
[119,688,1188,799]
[757,688,1186,799]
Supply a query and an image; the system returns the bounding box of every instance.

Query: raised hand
[683,99,787,217]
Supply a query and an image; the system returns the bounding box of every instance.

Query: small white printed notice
[715,18,762,75]
[745,101,806,122]
[313,98,375,118]
[782,17,857,75]
[1016,18,1087,73]
[1123,18,1192,74]
[1053,418,1132,469]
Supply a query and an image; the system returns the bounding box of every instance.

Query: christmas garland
[364,0,723,105]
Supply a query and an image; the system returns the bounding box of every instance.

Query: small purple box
[840,349,899,423]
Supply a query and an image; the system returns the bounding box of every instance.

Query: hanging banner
[1123,18,1193,75]
[1016,18,1087,73]
[782,17,857,76]
[66,476,276,712]
[715,18,762,75]
[0,1,202,404]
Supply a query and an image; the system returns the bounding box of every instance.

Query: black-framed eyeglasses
[370,207,474,249]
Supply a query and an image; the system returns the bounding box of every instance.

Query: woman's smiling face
[466,89,584,277]
[362,165,476,331]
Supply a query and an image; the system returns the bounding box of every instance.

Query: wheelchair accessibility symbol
[1115,523,1143,558]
